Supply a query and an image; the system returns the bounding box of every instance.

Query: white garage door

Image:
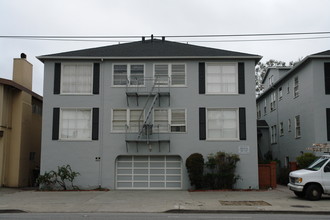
[116,155,182,189]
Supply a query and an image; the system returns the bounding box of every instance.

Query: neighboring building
[0,54,42,187]
[38,38,261,190]
[257,50,330,167]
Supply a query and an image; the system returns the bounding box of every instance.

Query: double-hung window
[294,76,299,98]
[270,92,276,111]
[154,64,186,86]
[113,64,145,86]
[61,63,93,94]
[207,109,238,140]
[60,108,92,140]
[271,125,277,144]
[153,109,186,132]
[206,63,237,94]
[112,109,144,132]
[295,115,301,138]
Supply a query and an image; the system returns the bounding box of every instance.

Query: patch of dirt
[219,201,271,206]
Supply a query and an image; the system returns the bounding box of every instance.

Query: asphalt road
[1,213,330,220]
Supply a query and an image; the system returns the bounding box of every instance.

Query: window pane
[114,65,128,85]
[154,109,169,132]
[207,109,238,139]
[155,64,169,85]
[130,109,143,132]
[206,63,237,94]
[171,109,186,132]
[60,109,91,140]
[171,64,186,86]
[130,65,144,85]
[113,109,127,132]
[61,64,93,94]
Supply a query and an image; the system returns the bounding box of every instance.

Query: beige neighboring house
[0,54,42,187]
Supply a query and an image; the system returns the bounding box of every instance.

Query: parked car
[288,155,330,200]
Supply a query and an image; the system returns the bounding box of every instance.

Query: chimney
[142,36,145,42]
[13,53,33,90]
[151,34,154,42]
[162,36,165,42]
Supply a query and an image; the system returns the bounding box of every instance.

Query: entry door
[116,155,182,189]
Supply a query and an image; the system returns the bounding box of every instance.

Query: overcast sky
[1,0,330,95]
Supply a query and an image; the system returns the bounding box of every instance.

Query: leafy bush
[37,165,80,190]
[205,152,240,189]
[185,153,204,189]
[296,153,317,169]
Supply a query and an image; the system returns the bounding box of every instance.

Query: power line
[1,31,330,39]
[1,31,330,43]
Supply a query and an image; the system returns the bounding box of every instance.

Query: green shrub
[37,165,80,190]
[186,153,204,189]
[205,152,240,189]
[296,153,317,169]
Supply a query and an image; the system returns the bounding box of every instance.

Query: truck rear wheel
[305,184,322,201]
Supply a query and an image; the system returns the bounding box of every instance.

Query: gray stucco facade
[257,51,330,166]
[39,39,261,190]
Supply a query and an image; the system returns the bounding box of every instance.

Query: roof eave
[37,55,262,62]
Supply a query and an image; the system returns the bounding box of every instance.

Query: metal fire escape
[125,77,170,152]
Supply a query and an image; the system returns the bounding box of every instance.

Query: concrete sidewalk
[0,185,330,213]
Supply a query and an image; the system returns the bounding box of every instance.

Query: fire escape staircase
[125,77,170,152]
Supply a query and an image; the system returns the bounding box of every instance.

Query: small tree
[296,153,317,169]
[186,153,204,189]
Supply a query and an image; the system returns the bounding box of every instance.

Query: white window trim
[60,62,94,95]
[59,108,93,141]
[153,63,187,87]
[206,108,239,141]
[111,108,144,133]
[112,63,145,87]
[153,108,187,133]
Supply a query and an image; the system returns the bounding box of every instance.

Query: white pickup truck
[288,155,330,200]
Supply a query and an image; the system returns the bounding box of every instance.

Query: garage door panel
[117,175,132,181]
[166,169,181,175]
[134,162,148,167]
[117,182,132,188]
[116,155,182,189]
[150,175,165,181]
[150,182,165,188]
[117,169,132,174]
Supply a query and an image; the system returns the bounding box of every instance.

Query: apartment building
[38,38,261,189]
[0,54,42,187]
[257,50,330,166]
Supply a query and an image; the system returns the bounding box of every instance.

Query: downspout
[98,59,104,188]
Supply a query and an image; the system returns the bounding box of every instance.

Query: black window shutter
[92,108,99,140]
[199,62,205,94]
[52,108,60,140]
[327,109,330,141]
[238,62,245,94]
[239,108,247,140]
[93,63,100,94]
[324,63,330,94]
[199,107,206,140]
[54,63,61,94]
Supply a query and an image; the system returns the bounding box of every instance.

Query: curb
[165,209,330,215]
